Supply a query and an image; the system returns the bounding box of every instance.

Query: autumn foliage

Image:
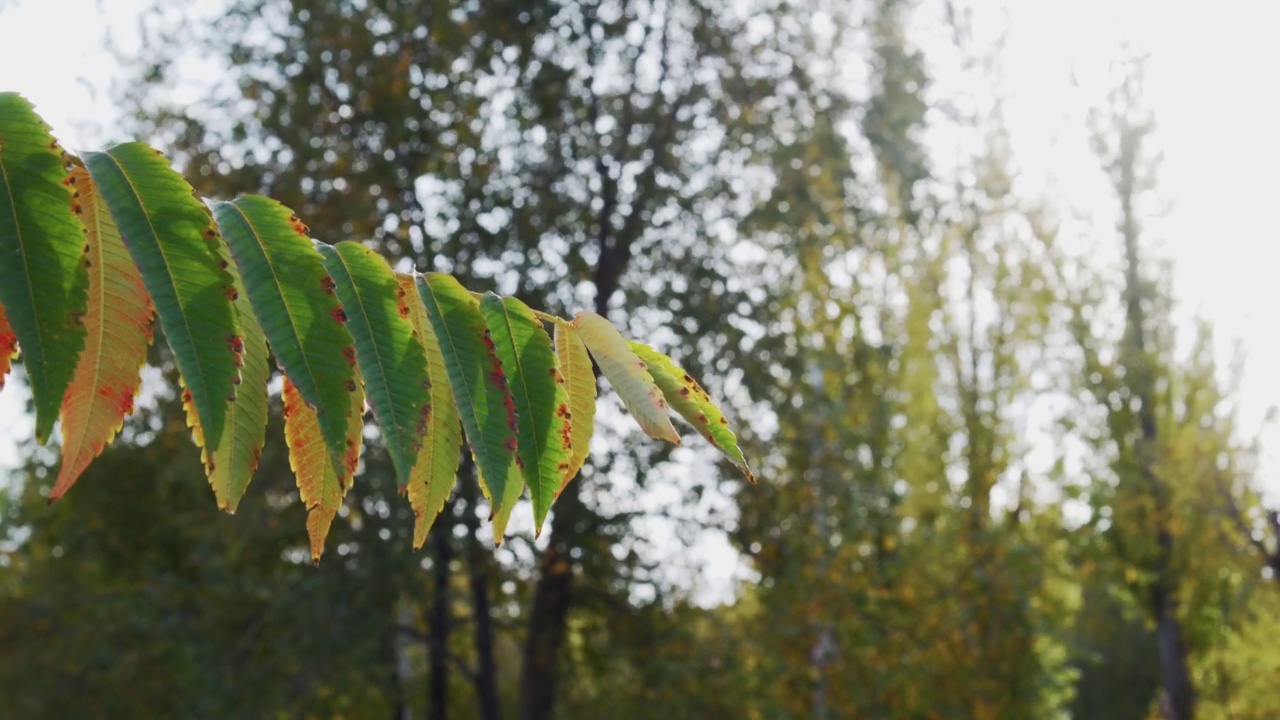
[0,92,752,561]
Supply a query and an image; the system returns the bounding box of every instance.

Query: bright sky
[1,0,1278,522]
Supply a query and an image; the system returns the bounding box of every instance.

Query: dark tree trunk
[517,13,685,717]
[459,458,505,720]
[427,499,455,720]
[518,484,585,720]
[1153,581,1194,720]
[1115,103,1195,720]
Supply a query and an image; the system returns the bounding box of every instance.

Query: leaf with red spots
[0,303,17,388]
[415,273,520,541]
[283,374,364,565]
[181,233,270,512]
[480,293,572,536]
[479,462,522,547]
[573,312,680,445]
[320,242,430,486]
[631,342,754,484]
[553,320,595,495]
[397,273,462,549]
[84,142,241,456]
[213,196,357,476]
[49,167,154,500]
[0,93,89,441]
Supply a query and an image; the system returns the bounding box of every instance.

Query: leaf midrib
[60,181,113,468]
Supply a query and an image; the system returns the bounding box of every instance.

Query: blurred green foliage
[2,0,1278,718]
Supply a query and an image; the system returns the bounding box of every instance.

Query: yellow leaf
[554,320,595,495]
[572,311,679,444]
[50,167,154,500]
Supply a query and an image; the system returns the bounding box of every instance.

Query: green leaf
[0,92,89,441]
[50,167,154,501]
[183,239,270,512]
[480,293,572,535]
[553,320,595,495]
[573,311,680,444]
[83,142,239,454]
[397,273,462,549]
[631,342,754,483]
[415,273,520,539]
[320,242,430,484]
[213,196,357,475]
[283,375,364,565]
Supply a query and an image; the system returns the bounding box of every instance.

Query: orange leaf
[0,304,15,389]
[283,375,364,564]
[50,167,154,500]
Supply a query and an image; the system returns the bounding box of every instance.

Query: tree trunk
[518,483,585,720]
[1115,101,1195,720]
[460,458,505,720]
[1153,581,1195,720]
[427,499,454,720]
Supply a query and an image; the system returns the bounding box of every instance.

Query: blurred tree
[5,2,1277,719]
[107,0,789,716]
[1068,54,1277,720]
[732,1,1078,716]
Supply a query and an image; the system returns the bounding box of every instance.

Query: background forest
[1,0,1278,718]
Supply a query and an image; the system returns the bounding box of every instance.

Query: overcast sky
[2,0,1278,503]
